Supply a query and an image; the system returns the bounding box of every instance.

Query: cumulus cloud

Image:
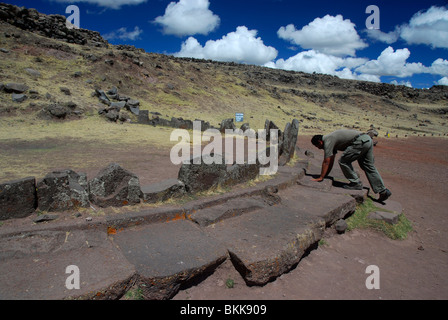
[50,0,147,9]
[438,77,448,86]
[429,58,448,76]
[365,6,448,49]
[265,49,378,82]
[175,26,278,65]
[365,28,400,44]
[391,80,413,88]
[103,26,143,41]
[400,6,448,49]
[154,0,220,36]
[277,15,367,57]
[355,46,427,77]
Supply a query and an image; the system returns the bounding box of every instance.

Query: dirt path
[1,134,447,300]
[173,136,448,300]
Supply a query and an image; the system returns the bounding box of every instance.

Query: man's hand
[311,155,335,183]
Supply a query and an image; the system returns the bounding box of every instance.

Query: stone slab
[111,220,227,299]
[373,199,403,214]
[278,184,357,225]
[0,228,136,299]
[205,206,325,285]
[190,196,267,227]
[368,211,400,225]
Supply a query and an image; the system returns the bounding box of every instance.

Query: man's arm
[312,155,335,182]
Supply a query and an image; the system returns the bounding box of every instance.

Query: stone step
[110,220,228,300]
[205,205,325,286]
[0,228,136,299]
[190,196,267,227]
[278,185,357,226]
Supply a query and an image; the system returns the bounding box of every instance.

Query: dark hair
[311,135,323,146]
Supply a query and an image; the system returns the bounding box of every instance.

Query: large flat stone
[111,220,227,299]
[205,206,325,286]
[190,196,267,227]
[0,229,136,299]
[279,184,357,225]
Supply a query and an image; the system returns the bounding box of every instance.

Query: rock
[0,177,37,221]
[178,154,227,194]
[95,89,111,106]
[335,219,348,233]
[24,68,41,78]
[279,119,299,165]
[223,163,259,187]
[107,86,118,95]
[368,211,400,225]
[33,214,59,223]
[170,117,193,129]
[138,110,150,124]
[59,87,71,95]
[11,93,27,103]
[109,101,126,111]
[264,119,282,141]
[105,110,119,122]
[3,83,29,94]
[141,179,186,203]
[240,123,251,132]
[220,118,236,133]
[47,104,69,119]
[105,59,114,66]
[125,100,140,115]
[36,170,89,212]
[88,163,142,207]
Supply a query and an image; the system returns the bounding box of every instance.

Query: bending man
[311,129,391,202]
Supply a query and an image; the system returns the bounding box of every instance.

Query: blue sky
[7,0,448,88]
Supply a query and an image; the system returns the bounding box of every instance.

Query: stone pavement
[0,149,372,300]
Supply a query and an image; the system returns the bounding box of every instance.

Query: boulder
[138,110,150,124]
[47,104,69,119]
[12,93,27,103]
[220,118,236,133]
[95,89,111,106]
[279,119,299,165]
[3,83,29,94]
[88,163,142,207]
[59,87,71,96]
[223,163,259,187]
[178,154,227,194]
[36,170,89,212]
[170,117,193,130]
[0,177,37,220]
[141,179,186,203]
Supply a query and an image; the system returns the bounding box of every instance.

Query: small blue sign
[235,113,244,122]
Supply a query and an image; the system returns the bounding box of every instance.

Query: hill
[0,2,447,152]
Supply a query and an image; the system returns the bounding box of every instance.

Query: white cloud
[365,28,400,44]
[438,77,448,86]
[429,58,448,76]
[400,6,448,49]
[277,15,367,57]
[365,6,448,49]
[355,46,427,77]
[50,0,147,9]
[103,26,143,41]
[154,0,220,36]
[175,26,278,65]
[265,49,379,82]
[391,80,413,88]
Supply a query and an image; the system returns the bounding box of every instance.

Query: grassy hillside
[0,14,447,181]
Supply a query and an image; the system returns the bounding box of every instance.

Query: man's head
[311,135,324,149]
